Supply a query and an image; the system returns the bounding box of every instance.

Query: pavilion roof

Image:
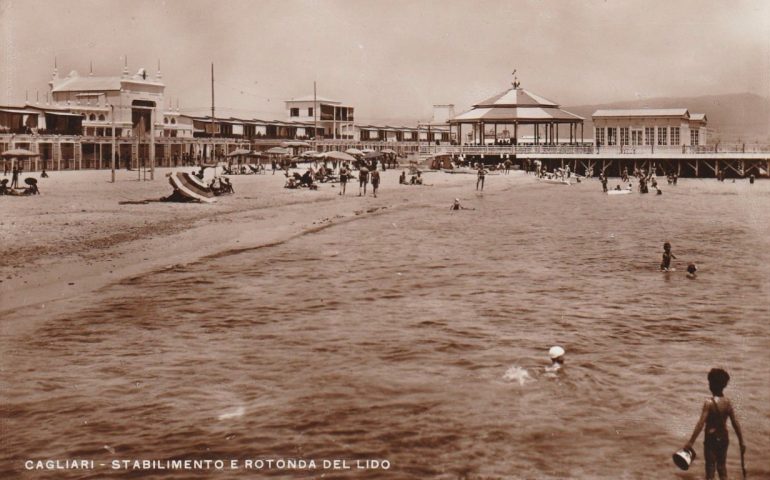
[452,86,583,123]
[452,106,583,123]
[474,87,559,108]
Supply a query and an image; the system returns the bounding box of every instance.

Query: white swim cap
[549,346,565,359]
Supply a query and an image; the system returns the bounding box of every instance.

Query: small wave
[217,406,245,420]
[503,365,534,385]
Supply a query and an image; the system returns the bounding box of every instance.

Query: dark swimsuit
[704,397,729,471]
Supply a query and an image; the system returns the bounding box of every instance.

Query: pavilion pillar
[581,122,584,144]
[513,122,518,145]
[494,124,497,144]
[556,124,559,145]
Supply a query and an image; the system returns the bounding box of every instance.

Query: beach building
[449,82,585,145]
[49,62,165,138]
[417,104,454,144]
[592,109,708,148]
[285,95,354,139]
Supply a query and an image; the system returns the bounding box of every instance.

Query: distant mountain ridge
[565,93,770,143]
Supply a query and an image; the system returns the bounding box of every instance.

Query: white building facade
[285,95,355,139]
[592,109,707,148]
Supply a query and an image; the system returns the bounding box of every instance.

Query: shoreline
[0,167,534,322]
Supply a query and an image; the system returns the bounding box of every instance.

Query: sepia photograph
[1,0,769,478]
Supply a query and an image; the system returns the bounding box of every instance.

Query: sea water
[1,178,768,479]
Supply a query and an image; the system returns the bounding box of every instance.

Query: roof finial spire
[89,60,94,76]
[156,59,162,80]
[52,56,59,80]
[122,54,129,78]
[512,69,520,89]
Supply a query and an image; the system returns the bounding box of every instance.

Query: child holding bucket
[681,368,746,479]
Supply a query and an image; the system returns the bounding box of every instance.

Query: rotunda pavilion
[449,80,585,146]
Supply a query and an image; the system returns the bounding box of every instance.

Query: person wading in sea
[682,368,746,480]
[660,242,676,271]
[476,164,487,191]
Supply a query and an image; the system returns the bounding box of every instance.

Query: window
[607,127,617,146]
[89,113,96,121]
[163,117,169,124]
[308,107,313,117]
[671,127,680,145]
[289,108,299,117]
[645,127,655,146]
[595,127,605,146]
[171,118,176,124]
[620,127,629,146]
[690,129,699,146]
[657,127,668,146]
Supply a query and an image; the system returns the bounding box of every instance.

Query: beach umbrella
[280,141,312,148]
[364,151,384,159]
[168,172,216,203]
[361,148,376,153]
[1,148,39,170]
[226,148,251,157]
[264,146,291,155]
[381,148,397,155]
[322,151,357,163]
[300,150,321,158]
[1,148,40,158]
[345,148,364,156]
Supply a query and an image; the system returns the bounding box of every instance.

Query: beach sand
[0,166,533,320]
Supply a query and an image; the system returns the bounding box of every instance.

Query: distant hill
[565,93,770,143]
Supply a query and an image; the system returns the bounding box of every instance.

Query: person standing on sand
[338,165,348,195]
[358,168,369,196]
[683,368,746,480]
[370,170,380,198]
[11,165,19,189]
[476,164,487,191]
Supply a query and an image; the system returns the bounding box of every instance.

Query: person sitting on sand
[545,346,565,374]
[399,170,407,185]
[40,169,49,178]
[683,368,745,480]
[686,263,698,279]
[660,242,676,271]
[410,171,423,185]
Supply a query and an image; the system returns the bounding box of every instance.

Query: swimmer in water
[687,263,698,279]
[661,242,676,271]
[450,198,474,211]
[545,346,565,373]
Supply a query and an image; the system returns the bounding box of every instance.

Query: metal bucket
[673,446,696,470]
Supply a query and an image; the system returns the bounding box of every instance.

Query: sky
[1,0,769,124]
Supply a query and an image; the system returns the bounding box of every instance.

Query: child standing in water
[683,368,746,480]
[660,242,676,271]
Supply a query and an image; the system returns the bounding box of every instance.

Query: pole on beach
[211,62,215,170]
[314,80,318,148]
[110,104,115,183]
